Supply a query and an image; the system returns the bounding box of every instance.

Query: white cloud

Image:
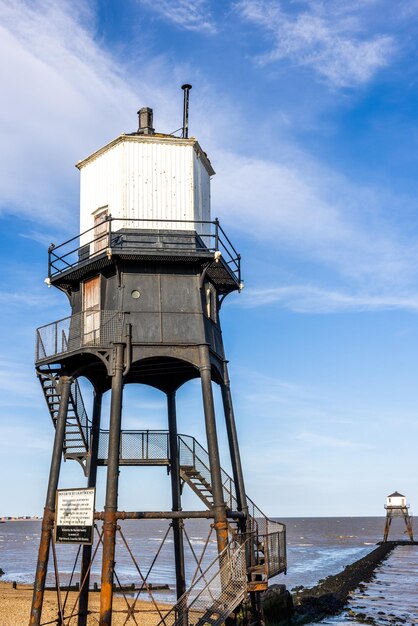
[235,0,394,87]
[137,0,217,34]
[0,0,161,226]
[2,0,418,316]
[243,285,418,313]
[214,149,418,295]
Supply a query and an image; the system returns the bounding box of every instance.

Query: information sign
[55,488,95,544]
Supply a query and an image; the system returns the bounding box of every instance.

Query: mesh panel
[97,431,170,464]
[120,431,169,462]
[178,434,287,577]
[36,311,124,360]
[96,430,287,577]
[157,540,248,626]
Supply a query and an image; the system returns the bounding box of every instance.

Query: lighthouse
[29,88,286,626]
[383,491,414,542]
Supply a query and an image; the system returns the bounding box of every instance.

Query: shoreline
[290,542,395,623]
[0,581,169,626]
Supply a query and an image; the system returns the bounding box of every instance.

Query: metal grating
[95,429,287,577]
[157,539,248,626]
[98,430,170,465]
[35,310,124,361]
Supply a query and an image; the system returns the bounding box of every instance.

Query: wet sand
[0,581,168,626]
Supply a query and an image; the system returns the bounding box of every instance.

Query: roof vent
[181,84,192,138]
[137,107,155,135]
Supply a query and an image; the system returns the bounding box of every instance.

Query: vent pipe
[181,84,192,138]
[137,107,155,135]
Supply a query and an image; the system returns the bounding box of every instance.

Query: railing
[35,310,124,361]
[68,378,90,451]
[179,434,236,510]
[157,538,249,626]
[95,429,286,576]
[48,217,241,283]
[178,434,286,577]
[98,430,170,465]
[91,427,287,577]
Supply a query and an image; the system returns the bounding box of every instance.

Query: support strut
[167,391,186,600]
[78,390,103,626]
[29,376,71,626]
[199,345,229,555]
[99,344,124,626]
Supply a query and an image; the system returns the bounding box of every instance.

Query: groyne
[264,542,398,624]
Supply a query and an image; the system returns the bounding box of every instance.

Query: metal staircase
[157,538,249,626]
[35,363,285,624]
[179,467,215,509]
[37,366,90,475]
[178,434,286,592]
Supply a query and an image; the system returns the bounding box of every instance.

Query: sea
[1,516,416,624]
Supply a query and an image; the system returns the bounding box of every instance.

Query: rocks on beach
[263,543,395,624]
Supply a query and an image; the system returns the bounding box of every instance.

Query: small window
[206,284,217,322]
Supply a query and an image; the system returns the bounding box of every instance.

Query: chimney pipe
[181,84,192,139]
[137,107,154,135]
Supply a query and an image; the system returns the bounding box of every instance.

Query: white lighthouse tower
[383,491,414,542]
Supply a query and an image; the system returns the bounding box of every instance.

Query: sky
[1,0,418,518]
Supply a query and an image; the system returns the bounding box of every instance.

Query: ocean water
[0,516,415,623]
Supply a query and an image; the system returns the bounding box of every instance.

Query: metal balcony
[35,310,124,362]
[47,217,241,290]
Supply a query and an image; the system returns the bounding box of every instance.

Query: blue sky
[1,0,418,518]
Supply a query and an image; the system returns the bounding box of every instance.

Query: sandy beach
[0,581,168,626]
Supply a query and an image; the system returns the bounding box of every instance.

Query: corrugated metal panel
[79,143,123,245]
[79,137,212,239]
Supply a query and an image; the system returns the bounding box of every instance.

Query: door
[83,276,100,344]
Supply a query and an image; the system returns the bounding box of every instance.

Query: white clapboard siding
[77,135,213,246]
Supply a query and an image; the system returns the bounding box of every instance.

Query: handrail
[47,217,241,282]
[35,310,125,361]
[157,537,249,626]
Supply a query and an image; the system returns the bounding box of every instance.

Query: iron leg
[199,346,228,555]
[29,376,71,626]
[167,391,186,600]
[99,345,124,626]
[78,391,103,626]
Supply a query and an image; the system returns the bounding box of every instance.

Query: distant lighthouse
[383,491,414,542]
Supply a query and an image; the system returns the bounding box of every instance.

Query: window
[206,283,217,322]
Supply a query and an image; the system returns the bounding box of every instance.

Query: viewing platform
[46,217,241,293]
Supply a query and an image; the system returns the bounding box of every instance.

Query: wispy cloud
[215,149,418,294]
[0,0,145,226]
[235,0,395,87]
[243,285,418,313]
[137,0,217,34]
[296,431,371,449]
